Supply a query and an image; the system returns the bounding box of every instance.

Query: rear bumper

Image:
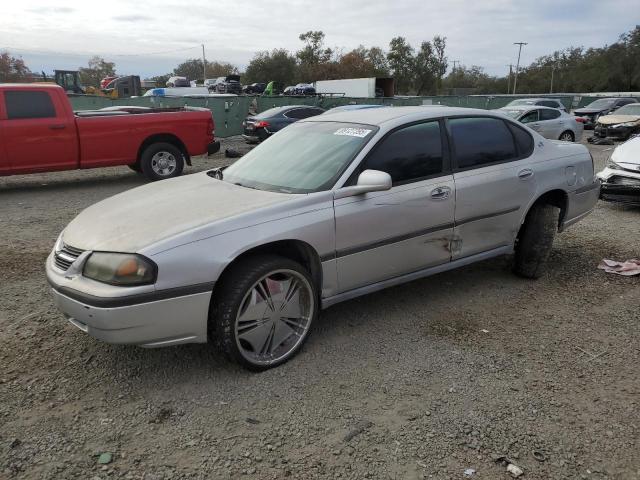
[207,141,221,155]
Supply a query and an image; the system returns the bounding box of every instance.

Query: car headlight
[611,122,637,128]
[83,252,157,286]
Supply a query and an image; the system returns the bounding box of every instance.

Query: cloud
[112,14,153,22]
[28,7,74,14]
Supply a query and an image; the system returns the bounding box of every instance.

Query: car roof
[0,83,63,90]
[510,97,558,102]
[301,106,505,126]
[499,105,561,112]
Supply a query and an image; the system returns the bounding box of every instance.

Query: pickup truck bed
[0,84,220,181]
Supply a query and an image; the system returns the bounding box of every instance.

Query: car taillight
[254,121,270,128]
[575,117,586,123]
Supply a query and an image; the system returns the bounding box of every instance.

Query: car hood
[597,114,640,125]
[62,173,293,252]
[611,136,640,169]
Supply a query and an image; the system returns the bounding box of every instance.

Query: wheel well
[216,240,323,296]
[137,134,191,166]
[525,189,568,232]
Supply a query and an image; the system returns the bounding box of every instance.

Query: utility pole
[512,42,527,94]
[506,64,513,94]
[201,44,207,83]
[550,65,555,94]
[452,60,460,72]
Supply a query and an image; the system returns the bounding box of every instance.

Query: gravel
[1,135,639,479]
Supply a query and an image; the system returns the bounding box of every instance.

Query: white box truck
[314,77,394,98]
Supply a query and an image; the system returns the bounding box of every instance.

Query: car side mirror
[334,169,392,199]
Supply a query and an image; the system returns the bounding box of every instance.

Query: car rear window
[539,109,561,120]
[4,91,56,119]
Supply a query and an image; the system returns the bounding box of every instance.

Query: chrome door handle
[430,186,451,200]
[518,168,534,179]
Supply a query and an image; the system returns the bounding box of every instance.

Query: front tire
[210,255,318,371]
[559,130,575,142]
[513,203,559,279]
[140,142,184,181]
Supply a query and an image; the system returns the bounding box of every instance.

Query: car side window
[360,121,444,186]
[539,100,557,108]
[449,117,517,169]
[539,109,561,120]
[5,91,56,119]
[507,123,534,158]
[297,108,323,119]
[520,110,539,123]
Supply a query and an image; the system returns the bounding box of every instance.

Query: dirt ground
[0,134,638,480]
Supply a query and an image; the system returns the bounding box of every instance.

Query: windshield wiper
[207,167,224,180]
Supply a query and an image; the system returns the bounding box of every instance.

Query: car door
[537,108,563,139]
[448,116,537,259]
[334,120,455,293]
[1,89,77,173]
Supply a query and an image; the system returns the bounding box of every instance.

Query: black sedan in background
[573,97,637,129]
[242,105,325,143]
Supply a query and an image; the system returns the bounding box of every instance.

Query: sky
[1,0,638,79]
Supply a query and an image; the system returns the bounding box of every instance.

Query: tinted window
[284,108,307,119]
[507,123,534,157]
[520,110,538,123]
[539,109,561,120]
[362,121,444,185]
[299,108,323,118]
[450,117,517,169]
[617,99,636,107]
[5,91,56,119]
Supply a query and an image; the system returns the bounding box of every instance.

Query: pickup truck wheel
[140,143,184,181]
[210,255,318,371]
[513,203,559,279]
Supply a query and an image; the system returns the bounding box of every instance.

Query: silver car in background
[498,105,584,142]
[46,107,600,370]
[504,97,568,112]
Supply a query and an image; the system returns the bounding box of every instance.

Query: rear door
[334,120,455,292]
[448,116,537,259]
[1,88,78,174]
[537,109,563,139]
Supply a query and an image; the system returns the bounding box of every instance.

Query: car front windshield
[501,109,523,119]
[586,99,615,109]
[222,121,377,193]
[509,99,535,106]
[614,104,640,116]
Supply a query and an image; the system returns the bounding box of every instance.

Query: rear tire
[513,203,559,279]
[140,142,184,181]
[559,130,575,142]
[209,255,318,371]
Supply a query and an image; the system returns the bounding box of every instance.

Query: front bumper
[596,167,640,204]
[46,253,212,347]
[594,124,636,139]
[207,141,221,155]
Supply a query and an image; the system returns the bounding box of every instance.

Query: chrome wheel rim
[560,132,573,141]
[235,269,314,366]
[151,151,177,176]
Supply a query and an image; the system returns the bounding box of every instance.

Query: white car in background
[504,98,567,112]
[498,105,583,142]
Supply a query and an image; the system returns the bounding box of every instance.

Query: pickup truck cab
[0,84,220,181]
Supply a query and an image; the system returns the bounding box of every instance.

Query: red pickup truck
[0,84,220,181]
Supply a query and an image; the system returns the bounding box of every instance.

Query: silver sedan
[498,105,584,142]
[47,107,599,370]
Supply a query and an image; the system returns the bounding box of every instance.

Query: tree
[173,58,238,82]
[296,30,334,81]
[0,52,31,82]
[79,56,116,88]
[244,49,297,86]
[367,47,390,77]
[387,37,415,94]
[432,36,448,94]
[334,45,390,79]
[412,41,437,95]
[150,73,171,87]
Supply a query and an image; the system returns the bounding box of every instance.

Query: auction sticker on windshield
[333,127,372,138]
